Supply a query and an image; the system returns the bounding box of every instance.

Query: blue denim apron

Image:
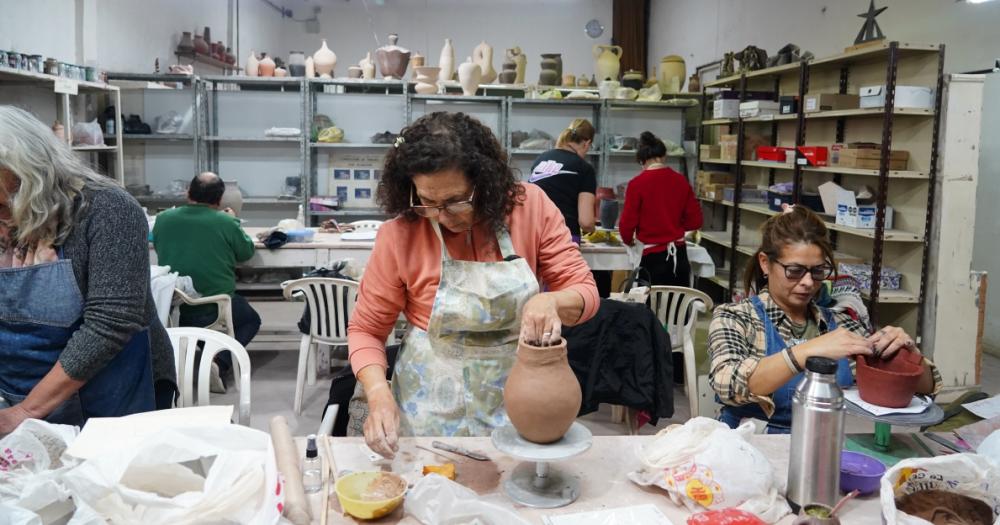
[719,296,852,434]
[0,249,154,425]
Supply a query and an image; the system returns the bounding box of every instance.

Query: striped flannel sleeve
[708,303,777,416]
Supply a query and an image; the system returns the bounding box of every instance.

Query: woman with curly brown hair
[345,112,599,457]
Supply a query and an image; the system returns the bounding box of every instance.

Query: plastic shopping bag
[61,424,283,525]
[70,119,103,146]
[627,417,791,523]
[404,473,531,525]
[0,419,79,525]
[879,453,1000,525]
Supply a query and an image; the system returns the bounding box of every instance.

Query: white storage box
[739,100,780,118]
[859,85,934,109]
[836,201,894,229]
[713,99,740,119]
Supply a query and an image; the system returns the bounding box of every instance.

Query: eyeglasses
[409,186,475,218]
[773,259,834,281]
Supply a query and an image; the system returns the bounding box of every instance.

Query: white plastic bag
[879,453,1000,525]
[61,424,283,525]
[404,473,530,525]
[627,417,791,523]
[0,419,79,525]
[71,120,103,146]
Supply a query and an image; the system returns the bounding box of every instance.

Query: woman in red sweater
[619,131,703,287]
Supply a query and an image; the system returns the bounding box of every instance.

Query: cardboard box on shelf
[700,183,733,202]
[715,90,775,101]
[723,186,768,203]
[700,144,721,159]
[697,170,735,186]
[779,96,798,114]
[859,85,933,109]
[713,99,740,119]
[833,146,910,170]
[838,263,902,291]
[796,146,829,166]
[757,146,792,162]
[803,93,861,113]
[739,100,780,118]
[834,188,894,230]
[719,134,768,161]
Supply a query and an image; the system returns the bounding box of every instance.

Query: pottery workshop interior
[3,0,1000,523]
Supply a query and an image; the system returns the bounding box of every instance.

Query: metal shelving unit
[696,41,945,336]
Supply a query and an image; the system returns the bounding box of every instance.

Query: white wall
[0,0,78,63]
[973,73,1000,355]
[650,0,1000,77]
[275,0,612,85]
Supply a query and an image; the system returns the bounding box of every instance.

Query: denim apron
[0,248,155,425]
[348,221,539,437]
[719,296,852,434]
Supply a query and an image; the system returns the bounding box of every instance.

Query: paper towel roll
[269,416,312,525]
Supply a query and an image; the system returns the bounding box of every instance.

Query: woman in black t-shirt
[528,118,597,243]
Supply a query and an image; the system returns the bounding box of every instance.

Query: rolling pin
[269,416,312,525]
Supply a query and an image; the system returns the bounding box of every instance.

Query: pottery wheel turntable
[491,422,593,508]
[844,398,944,466]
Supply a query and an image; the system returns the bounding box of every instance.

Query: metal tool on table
[788,356,846,513]
[431,440,490,461]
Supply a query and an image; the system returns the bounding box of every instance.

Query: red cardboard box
[796,146,829,167]
[757,146,792,162]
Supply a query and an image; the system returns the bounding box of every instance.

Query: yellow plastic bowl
[334,471,407,520]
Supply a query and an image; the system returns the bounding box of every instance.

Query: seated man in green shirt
[153,172,260,391]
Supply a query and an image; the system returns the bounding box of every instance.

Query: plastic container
[855,347,925,408]
[284,228,315,243]
[757,146,792,162]
[839,451,885,495]
[335,471,407,520]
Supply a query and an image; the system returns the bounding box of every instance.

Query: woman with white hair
[0,106,170,433]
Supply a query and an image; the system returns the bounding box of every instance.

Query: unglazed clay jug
[313,39,337,78]
[539,53,561,86]
[593,44,622,82]
[258,54,276,77]
[376,33,410,80]
[658,54,686,93]
[220,180,244,216]
[246,51,260,77]
[439,38,455,84]
[414,66,440,94]
[473,41,497,84]
[458,57,481,96]
[504,337,582,444]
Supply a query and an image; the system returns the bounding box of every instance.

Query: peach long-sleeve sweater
[348,183,599,373]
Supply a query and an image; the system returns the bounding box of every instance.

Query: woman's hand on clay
[363,382,400,459]
[520,293,561,346]
[867,325,916,360]
[800,327,873,361]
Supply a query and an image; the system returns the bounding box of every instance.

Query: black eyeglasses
[409,187,475,218]
[773,259,834,281]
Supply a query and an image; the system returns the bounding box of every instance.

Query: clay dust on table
[454,457,503,494]
[361,473,407,501]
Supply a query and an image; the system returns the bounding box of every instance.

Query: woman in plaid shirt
[708,206,941,434]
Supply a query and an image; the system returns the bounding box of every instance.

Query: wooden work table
[302,434,907,524]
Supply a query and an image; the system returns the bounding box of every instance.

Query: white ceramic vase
[414,66,440,95]
[473,41,496,84]
[439,38,455,82]
[246,51,259,77]
[305,56,315,78]
[458,57,481,96]
[313,38,337,78]
[360,52,375,80]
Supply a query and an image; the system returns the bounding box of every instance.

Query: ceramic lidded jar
[438,38,455,83]
[457,57,481,96]
[658,55,686,93]
[246,51,260,77]
[593,44,623,82]
[313,39,337,78]
[258,54,276,77]
[376,33,410,80]
[504,337,582,444]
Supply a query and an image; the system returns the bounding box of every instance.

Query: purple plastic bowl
[840,451,886,495]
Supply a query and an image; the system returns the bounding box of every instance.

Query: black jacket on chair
[563,299,674,424]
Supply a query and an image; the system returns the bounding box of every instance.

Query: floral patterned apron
[348,220,539,437]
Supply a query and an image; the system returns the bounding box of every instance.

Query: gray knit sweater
[59,184,175,387]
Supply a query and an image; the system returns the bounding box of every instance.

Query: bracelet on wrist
[785,345,804,373]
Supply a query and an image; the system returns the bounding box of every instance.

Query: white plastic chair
[348,220,383,231]
[168,288,235,339]
[167,327,252,425]
[649,286,715,420]
[282,277,359,414]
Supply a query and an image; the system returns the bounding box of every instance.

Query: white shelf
[72,145,118,151]
[741,160,928,179]
[310,142,391,149]
[106,133,194,141]
[861,288,920,304]
[804,107,933,120]
[202,136,301,142]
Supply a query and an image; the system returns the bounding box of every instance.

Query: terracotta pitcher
[504,337,581,444]
[593,44,622,82]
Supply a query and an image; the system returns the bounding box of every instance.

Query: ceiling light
[966,0,997,4]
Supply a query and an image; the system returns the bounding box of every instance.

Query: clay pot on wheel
[504,337,581,444]
[855,347,925,408]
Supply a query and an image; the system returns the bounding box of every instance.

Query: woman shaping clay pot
[346,112,598,458]
[708,206,942,434]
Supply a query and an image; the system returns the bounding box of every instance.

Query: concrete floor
[212,300,1000,436]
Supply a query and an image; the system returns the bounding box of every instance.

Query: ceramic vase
[562,74,576,87]
[458,57,481,96]
[215,41,226,61]
[193,35,210,55]
[593,44,623,82]
[203,27,212,48]
[305,56,315,78]
[473,41,496,84]
[225,47,236,65]
[274,67,288,78]
[177,31,194,54]
[688,73,701,93]
[220,180,244,216]
[438,38,455,84]
[414,66,440,95]
[621,69,644,90]
[288,51,306,76]
[246,51,260,77]
[539,53,561,85]
[313,39,337,78]
[599,199,620,229]
[258,54,276,77]
[498,59,517,85]
[503,337,581,444]
[347,66,363,79]
[376,33,410,80]
[658,55,686,93]
[409,53,425,79]
[360,52,375,80]
[512,46,527,84]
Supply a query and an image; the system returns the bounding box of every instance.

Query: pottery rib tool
[269,416,312,525]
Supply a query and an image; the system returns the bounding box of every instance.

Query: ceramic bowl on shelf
[839,450,885,495]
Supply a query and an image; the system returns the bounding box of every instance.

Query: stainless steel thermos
[787,356,846,513]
